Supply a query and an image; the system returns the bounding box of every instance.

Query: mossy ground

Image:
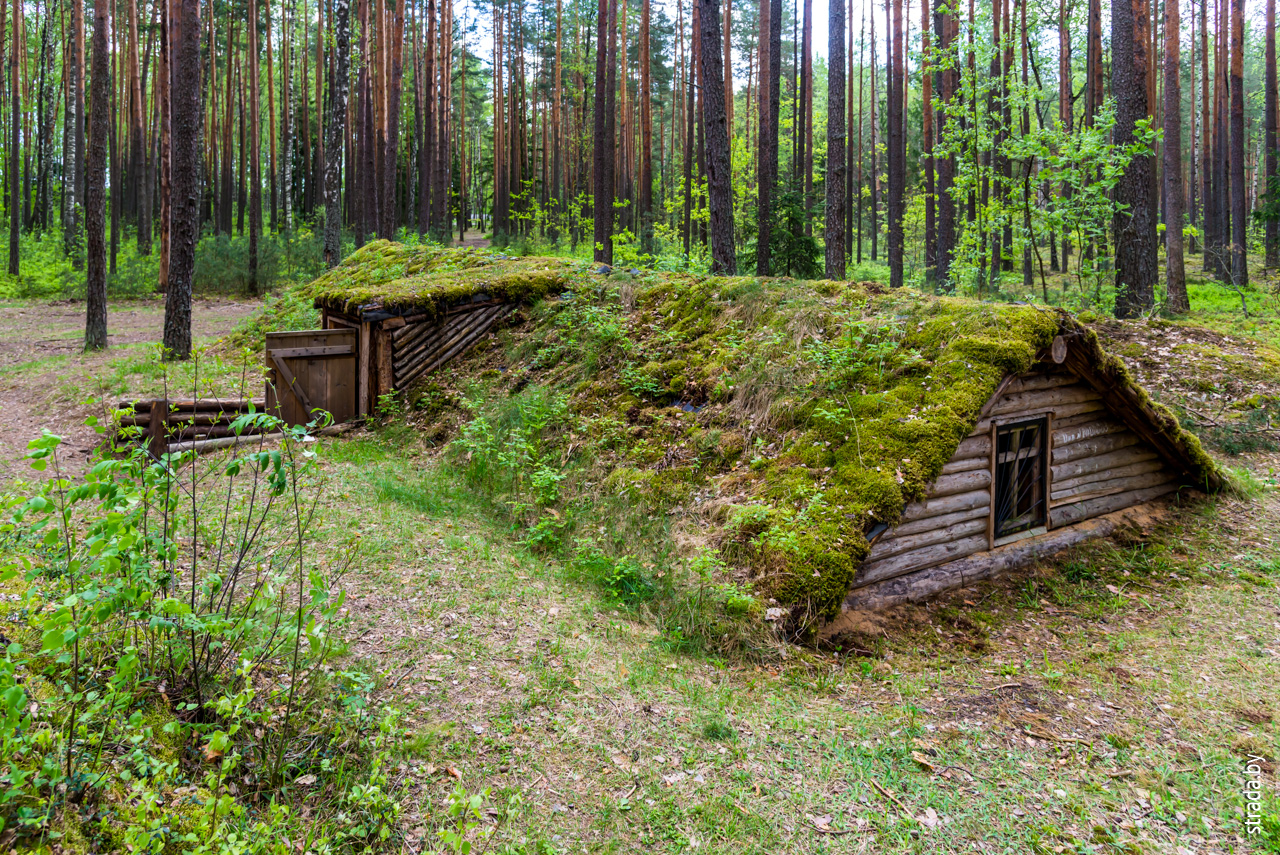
[308,240,577,318]
[316,246,1213,632]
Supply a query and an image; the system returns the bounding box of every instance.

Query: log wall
[325,297,517,408]
[852,368,1179,594]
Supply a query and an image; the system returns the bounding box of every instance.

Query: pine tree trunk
[1267,0,1278,267]
[1229,0,1247,286]
[921,0,933,284]
[85,0,108,350]
[7,0,18,275]
[856,7,864,264]
[383,0,405,239]
[934,0,955,288]
[887,0,904,289]
[698,0,733,273]
[592,0,616,263]
[755,0,772,274]
[1164,0,1188,311]
[682,0,694,256]
[249,0,262,292]
[1212,0,1229,278]
[66,0,85,263]
[324,0,350,264]
[424,0,438,235]
[640,0,653,255]
[433,0,449,235]
[266,0,278,233]
[1113,0,1157,318]
[553,0,563,215]
[165,0,201,360]
[159,0,171,289]
[220,18,234,235]
[802,0,813,228]
[869,8,877,261]
[825,0,845,278]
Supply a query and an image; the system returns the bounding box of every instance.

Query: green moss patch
[293,247,1220,633]
[309,239,577,318]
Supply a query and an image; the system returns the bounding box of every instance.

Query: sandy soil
[0,298,259,482]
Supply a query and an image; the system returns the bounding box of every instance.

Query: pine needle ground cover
[270,243,1215,636]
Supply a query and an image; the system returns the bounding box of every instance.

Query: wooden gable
[841,339,1211,610]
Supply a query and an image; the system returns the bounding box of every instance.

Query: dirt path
[453,229,491,249]
[0,298,259,483]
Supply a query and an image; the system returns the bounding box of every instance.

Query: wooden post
[374,324,394,403]
[357,321,372,416]
[148,400,167,459]
[987,420,998,547]
[1044,413,1055,529]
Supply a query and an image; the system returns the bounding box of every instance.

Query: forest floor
[0,290,1276,853]
[0,297,260,482]
[455,230,492,249]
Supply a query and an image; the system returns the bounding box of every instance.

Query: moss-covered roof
[309,240,576,319]
[313,245,1220,630]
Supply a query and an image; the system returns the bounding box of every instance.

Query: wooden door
[265,329,358,427]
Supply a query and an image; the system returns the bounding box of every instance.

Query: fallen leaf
[911,750,939,772]
[916,807,941,829]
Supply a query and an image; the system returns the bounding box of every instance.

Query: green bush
[0,421,401,850]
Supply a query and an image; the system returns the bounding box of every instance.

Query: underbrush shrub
[0,417,403,851]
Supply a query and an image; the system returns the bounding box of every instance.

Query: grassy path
[312,428,1279,853]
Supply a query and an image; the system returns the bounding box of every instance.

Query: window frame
[988,414,1054,547]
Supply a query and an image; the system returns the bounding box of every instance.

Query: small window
[993,418,1047,539]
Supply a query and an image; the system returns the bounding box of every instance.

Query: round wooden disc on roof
[1050,335,1068,364]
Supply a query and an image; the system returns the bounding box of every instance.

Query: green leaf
[41,628,66,651]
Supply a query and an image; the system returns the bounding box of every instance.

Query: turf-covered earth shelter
[304,242,1220,630]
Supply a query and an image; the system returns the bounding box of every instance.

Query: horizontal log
[856,534,992,588]
[842,511,1140,609]
[986,385,1100,418]
[118,398,265,412]
[890,504,990,538]
[1050,470,1173,506]
[165,423,357,456]
[1053,409,1108,431]
[1003,372,1081,394]
[970,400,1105,437]
[901,488,990,524]
[269,344,355,359]
[1052,418,1126,447]
[120,413,248,428]
[1051,446,1157,483]
[865,517,989,563]
[940,455,989,476]
[1049,482,1180,527]
[1052,459,1165,495]
[953,434,991,459]
[1051,430,1140,465]
[928,468,992,498]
